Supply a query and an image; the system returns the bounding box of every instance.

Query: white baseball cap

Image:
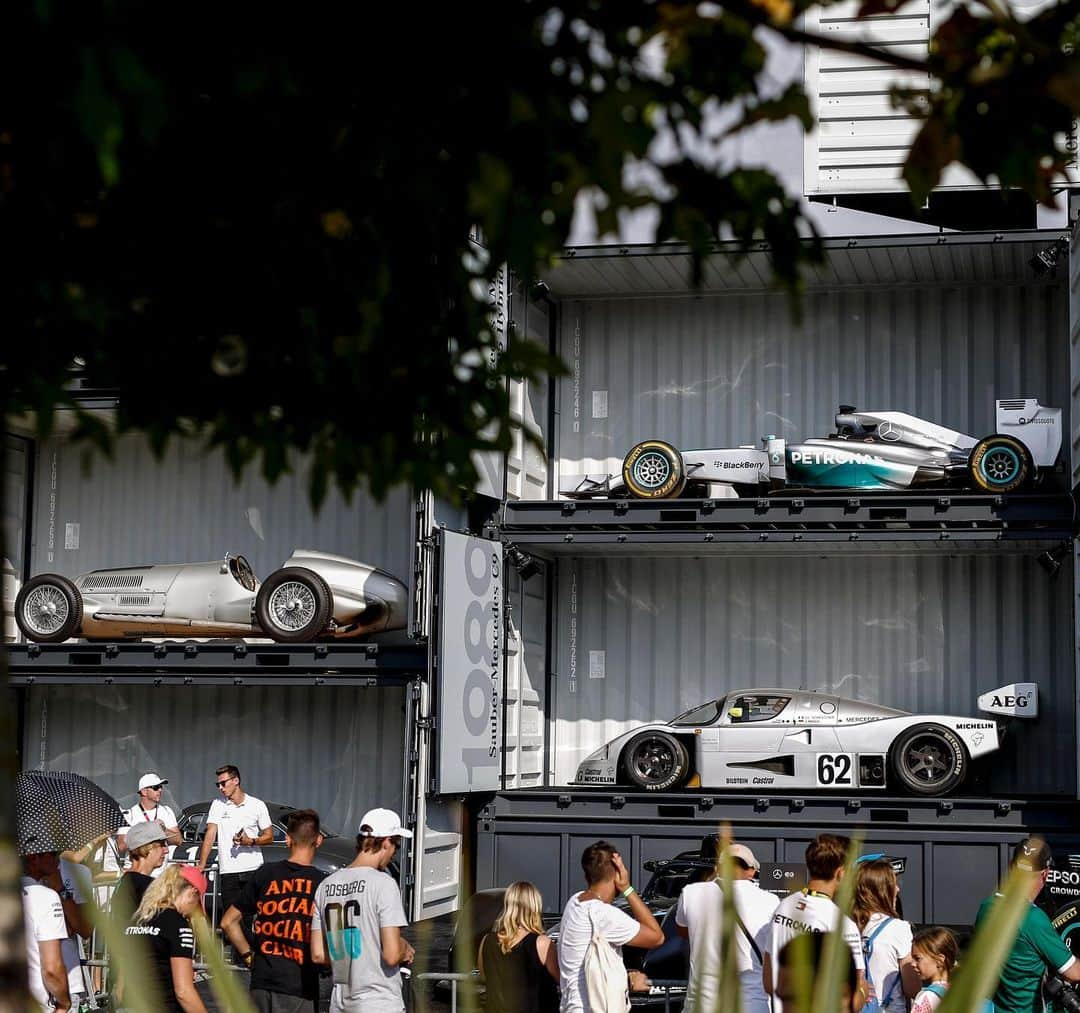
[358,808,413,839]
[138,773,168,791]
[722,843,761,871]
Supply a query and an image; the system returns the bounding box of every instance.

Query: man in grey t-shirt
[311,808,415,1013]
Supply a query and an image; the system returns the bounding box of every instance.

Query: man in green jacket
[975,838,1080,1013]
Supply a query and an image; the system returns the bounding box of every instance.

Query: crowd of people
[477,833,1080,1013]
[20,764,416,1013]
[19,765,1080,1013]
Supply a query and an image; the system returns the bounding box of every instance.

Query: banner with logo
[435,530,504,794]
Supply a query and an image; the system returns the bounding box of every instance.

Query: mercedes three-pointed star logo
[878,421,902,442]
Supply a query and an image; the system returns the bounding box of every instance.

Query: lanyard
[140,806,158,822]
[803,888,831,900]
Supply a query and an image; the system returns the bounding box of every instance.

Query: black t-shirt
[112,871,154,927]
[124,907,196,1012]
[234,859,328,998]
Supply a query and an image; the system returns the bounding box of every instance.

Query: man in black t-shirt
[110,820,169,926]
[221,808,327,1013]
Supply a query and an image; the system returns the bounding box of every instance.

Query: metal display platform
[477,787,1080,834]
[5,640,429,686]
[499,492,1078,552]
[475,789,1080,927]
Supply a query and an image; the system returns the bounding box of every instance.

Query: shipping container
[475,790,1080,929]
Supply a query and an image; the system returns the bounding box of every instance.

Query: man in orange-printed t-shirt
[222,809,327,1013]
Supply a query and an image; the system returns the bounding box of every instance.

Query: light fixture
[1028,241,1064,278]
[506,544,541,581]
[1036,539,1073,578]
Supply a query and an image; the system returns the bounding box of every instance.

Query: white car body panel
[573,687,1009,792]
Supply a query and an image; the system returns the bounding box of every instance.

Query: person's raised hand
[611,852,630,893]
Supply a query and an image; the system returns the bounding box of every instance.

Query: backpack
[582,905,630,1013]
[862,917,901,1013]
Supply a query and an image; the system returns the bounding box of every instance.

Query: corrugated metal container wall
[503,567,548,789]
[550,555,1074,796]
[23,685,407,834]
[555,285,1069,483]
[30,434,413,582]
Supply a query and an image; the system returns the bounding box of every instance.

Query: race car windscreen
[671,700,723,726]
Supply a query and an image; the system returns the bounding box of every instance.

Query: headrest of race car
[978,683,1038,719]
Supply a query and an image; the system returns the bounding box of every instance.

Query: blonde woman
[123,864,209,1013]
[479,881,559,1013]
[852,860,920,1013]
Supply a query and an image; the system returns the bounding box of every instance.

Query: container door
[506,287,551,501]
[471,263,510,500]
[404,678,464,921]
[503,562,548,789]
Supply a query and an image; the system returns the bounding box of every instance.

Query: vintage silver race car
[14,549,407,644]
[573,684,1038,797]
[561,397,1062,499]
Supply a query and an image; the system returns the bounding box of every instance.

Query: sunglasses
[146,784,164,791]
[215,778,235,788]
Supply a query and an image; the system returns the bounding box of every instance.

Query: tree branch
[715,1,933,76]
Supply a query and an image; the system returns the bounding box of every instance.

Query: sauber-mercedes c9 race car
[15,550,407,644]
[562,398,1062,500]
[573,685,1038,797]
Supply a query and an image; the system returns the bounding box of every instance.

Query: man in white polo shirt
[115,772,181,877]
[197,763,272,950]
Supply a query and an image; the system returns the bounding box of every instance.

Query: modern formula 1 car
[572,684,1038,797]
[14,549,408,644]
[561,398,1062,500]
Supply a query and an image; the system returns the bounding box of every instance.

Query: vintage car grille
[117,594,152,606]
[81,574,145,589]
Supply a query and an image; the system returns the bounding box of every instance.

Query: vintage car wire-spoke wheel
[890,723,967,796]
[255,567,332,642]
[968,434,1032,493]
[622,440,687,499]
[15,574,83,643]
[622,731,690,791]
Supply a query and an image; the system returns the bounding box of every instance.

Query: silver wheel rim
[633,451,672,490]
[267,581,317,631]
[23,585,71,636]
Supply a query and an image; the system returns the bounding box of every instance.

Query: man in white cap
[311,807,415,1013]
[675,841,779,1013]
[111,772,181,877]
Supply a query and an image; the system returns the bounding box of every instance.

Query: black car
[175,799,359,910]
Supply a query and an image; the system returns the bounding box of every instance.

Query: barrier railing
[409,971,689,1013]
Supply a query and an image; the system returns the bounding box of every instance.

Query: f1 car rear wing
[978,683,1039,719]
[995,399,1062,467]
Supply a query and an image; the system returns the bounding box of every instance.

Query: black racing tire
[15,574,83,643]
[255,567,332,642]
[890,723,968,796]
[622,440,686,499]
[622,731,690,791]
[968,435,1032,493]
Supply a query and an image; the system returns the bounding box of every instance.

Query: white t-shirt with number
[206,793,271,873]
[862,912,913,1013]
[556,894,641,1013]
[22,876,69,1012]
[768,890,865,1013]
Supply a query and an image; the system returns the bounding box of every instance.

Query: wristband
[622,885,636,898]
[240,951,254,966]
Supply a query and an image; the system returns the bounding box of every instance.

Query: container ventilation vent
[82,574,145,589]
[118,594,152,606]
[998,400,1027,410]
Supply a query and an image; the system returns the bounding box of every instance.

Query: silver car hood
[75,564,188,595]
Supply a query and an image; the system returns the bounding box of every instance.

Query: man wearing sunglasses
[114,772,182,879]
[198,764,272,952]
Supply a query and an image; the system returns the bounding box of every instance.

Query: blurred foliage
[2,1,1077,504]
